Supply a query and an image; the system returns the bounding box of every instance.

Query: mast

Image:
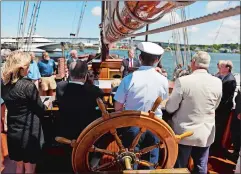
[145,24,149,41]
[100,1,109,61]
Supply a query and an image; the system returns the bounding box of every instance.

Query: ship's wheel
[56,97,193,173]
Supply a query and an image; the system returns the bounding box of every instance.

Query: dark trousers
[120,126,159,169]
[213,106,232,149]
[231,110,241,153]
[175,144,210,174]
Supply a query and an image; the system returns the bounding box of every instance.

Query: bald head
[70,50,78,59]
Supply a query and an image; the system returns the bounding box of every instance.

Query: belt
[41,75,52,77]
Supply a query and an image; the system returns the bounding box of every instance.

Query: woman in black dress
[1,51,47,173]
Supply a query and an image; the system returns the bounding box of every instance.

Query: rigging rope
[17,1,23,44]
[71,2,79,34]
[20,1,30,49]
[170,10,182,68]
[33,1,42,35]
[26,1,41,51]
[76,1,87,38]
[213,1,232,44]
[27,3,36,36]
[127,6,240,38]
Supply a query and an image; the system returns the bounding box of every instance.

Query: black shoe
[226,152,239,163]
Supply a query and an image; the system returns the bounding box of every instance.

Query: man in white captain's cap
[114,42,169,169]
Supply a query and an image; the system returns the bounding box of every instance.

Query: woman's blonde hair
[1,51,31,85]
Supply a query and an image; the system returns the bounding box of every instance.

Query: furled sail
[103,1,194,44]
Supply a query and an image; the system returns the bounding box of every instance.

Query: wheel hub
[116,149,137,170]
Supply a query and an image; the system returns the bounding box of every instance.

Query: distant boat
[1,34,62,52]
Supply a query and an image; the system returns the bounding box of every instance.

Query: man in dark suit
[213,60,237,152]
[122,49,140,77]
[56,60,104,140]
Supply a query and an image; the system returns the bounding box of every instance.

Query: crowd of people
[1,42,240,174]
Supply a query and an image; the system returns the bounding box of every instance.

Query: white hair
[192,51,211,69]
[1,49,11,58]
[70,50,78,54]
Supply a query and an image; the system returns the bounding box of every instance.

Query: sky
[1,1,240,45]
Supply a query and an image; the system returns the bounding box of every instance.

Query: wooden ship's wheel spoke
[92,160,117,171]
[110,129,125,151]
[129,127,147,151]
[89,145,116,157]
[138,142,164,156]
[137,160,156,167]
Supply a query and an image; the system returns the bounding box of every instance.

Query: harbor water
[46,49,240,80]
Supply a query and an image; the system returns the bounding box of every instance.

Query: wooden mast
[101,1,109,61]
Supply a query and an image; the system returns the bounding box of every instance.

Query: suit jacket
[217,73,237,110]
[166,69,222,147]
[56,81,104,139]
[235,90,241,114]
[122,58,141,77]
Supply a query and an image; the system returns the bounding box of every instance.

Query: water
[46,49,240,80]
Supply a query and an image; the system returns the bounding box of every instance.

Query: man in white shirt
[122,49,141,77]
[114,42,169,169]
[166,51,222,174]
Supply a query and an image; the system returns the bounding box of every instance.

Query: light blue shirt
[114,66,169,118]
[27,60,41,80]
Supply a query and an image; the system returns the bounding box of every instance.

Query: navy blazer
[219,73,237,109]
[122,58,141,77]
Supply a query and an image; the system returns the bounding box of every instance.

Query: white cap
[137,42,164,56]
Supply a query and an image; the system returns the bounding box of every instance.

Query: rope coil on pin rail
[127,6,241,38]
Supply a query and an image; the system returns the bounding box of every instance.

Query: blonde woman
[1,51,47,174]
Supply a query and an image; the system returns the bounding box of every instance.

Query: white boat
[1,34,62,52]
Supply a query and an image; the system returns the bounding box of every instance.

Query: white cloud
[206,1,227,13]
[207,16,240,44]
[222,17,240,29]
[91,6,101,16]
[188,26,200,33]
[154,11,181,25]
[206,1,240,13]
